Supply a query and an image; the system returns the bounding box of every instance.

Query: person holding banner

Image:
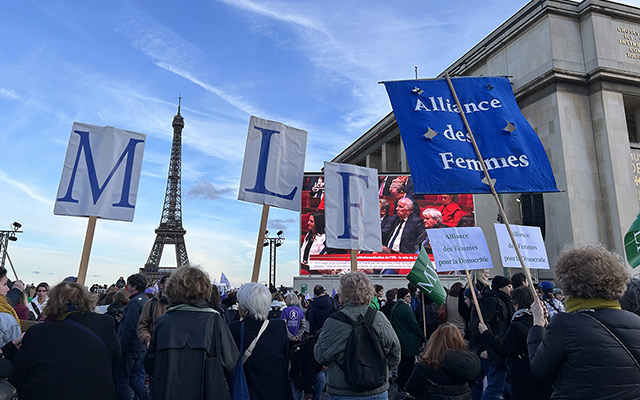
[390,288,424,394]
[528,245,640,400]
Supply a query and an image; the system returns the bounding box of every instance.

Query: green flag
[625,212,640,268]
[406,245,447,305]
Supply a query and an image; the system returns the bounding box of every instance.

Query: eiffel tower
[140,100,190,282]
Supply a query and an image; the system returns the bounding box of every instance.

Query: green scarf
[565,297,621,313]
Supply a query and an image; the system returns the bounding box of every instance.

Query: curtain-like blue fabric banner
[384,77,558,194]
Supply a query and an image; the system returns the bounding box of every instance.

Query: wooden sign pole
[350,249,358,272]
[445,73,539,299]
[77,216,97,286]
[251,205,270,282]
[465,269,485,325]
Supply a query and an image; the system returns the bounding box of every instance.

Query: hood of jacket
[443,350,481,382]
[311,294,334,310]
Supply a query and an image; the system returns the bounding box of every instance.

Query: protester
[221,290,240,322]
[269,291,287,319]
[0,268,20,348]
[510,273,527,289]
[289,335,325,400]
[3,282,120,400]
[307,284,337,335]
[444,282,468,338]
[479,287,551,400]
[115,274,150,400]
[209,284,226,317]
[538,281,565,318]
[137,275,168,348]
[12,292,32,321]
[27,282,48,320]
[281,293,307,344]
[473,276,514,400]
[370,284,384,310]
[620,277,640,316]
[105,290,129,330]
[406,323,481,400]
[228,283,293,400]
[391,288,423,393]
[380,289,397,321]
[528,245,640,399]
[145,267,238,399]
[314,271,400,399]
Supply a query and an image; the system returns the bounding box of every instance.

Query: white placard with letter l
[324,162,382,252]
[54,122,146,222]
[428,227,493,272]
[494,223,550,269]
[238,116,307,212]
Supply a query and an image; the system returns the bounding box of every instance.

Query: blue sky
[2,0,638,288]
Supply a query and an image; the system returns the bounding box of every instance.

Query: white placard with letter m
[54,122,146,222]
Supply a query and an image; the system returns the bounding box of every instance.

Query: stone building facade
[333,0,640,277]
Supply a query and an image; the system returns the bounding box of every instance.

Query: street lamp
[0,222,22,270]
[264,230,285,289]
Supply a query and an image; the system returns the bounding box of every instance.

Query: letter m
[57,130,144,208]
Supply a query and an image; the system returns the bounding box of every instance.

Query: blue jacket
[118,292,148,351]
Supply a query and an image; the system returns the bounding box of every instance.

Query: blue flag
[384,77,558,194]
[220,272,231,288]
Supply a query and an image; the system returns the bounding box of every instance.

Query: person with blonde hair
[406,323,480,400]
[228,283,293,400]
[528,245,640,399]
[145,267,237,400]
[3,281,120,399]
[314,271,400,399]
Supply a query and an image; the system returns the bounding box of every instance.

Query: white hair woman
[228,283,293,400]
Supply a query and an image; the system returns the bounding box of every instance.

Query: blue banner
[384,77,558,194]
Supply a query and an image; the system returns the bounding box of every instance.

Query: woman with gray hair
[314,272,401,399]
[528,245,640,399]
[281,293,308,344]
[228,283,293,400]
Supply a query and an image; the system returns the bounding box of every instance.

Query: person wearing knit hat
[491,276,512,291]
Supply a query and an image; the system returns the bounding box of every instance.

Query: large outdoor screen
[300,173,475,275]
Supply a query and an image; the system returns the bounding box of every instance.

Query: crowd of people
[0,243,638,399]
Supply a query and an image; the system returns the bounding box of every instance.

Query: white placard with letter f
[324,161,382,252]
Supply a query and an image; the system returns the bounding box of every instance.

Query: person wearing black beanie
[491,276,512,291]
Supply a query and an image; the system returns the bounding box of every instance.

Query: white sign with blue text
[428,227,493,272]
[494,223,549,269]
[238,116,307,212]
[54,122,146,222]
[324,162,381,252]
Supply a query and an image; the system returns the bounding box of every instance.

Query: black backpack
[329,308,387,391]
[268,306,282,320]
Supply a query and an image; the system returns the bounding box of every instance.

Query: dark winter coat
[229,317,293,400]
[528,308,640,400]
[145,302,238,400]
[478,289,514,367]
[406,350,481,400]
[118,291,148,351]
[380,300,396,321]
[307,294,336,335]
[4,311,121,400]
[289,335,323,395]
[390,299,423,356]
[481,311,551,400]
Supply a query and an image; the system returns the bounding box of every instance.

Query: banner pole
[350,249,358,272]
[5,252,18,281]
[421,292,427,335]
[251,205,270,282]
[77,216,97,286]
[464,269,485,325]
[445,73,538,298]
